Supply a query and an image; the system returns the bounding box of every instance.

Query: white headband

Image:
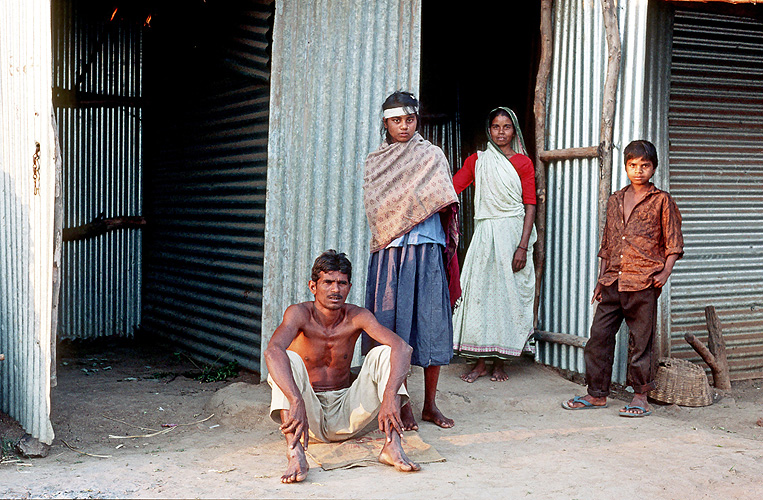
[383,106,417,119]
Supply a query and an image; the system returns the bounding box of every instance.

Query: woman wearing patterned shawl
[363,91,460,430]
[452,107,537,383]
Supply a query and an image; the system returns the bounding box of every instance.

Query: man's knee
[268,351,311,424]
[367,344,392,361]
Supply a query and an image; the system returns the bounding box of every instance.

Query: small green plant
[196,360,240,383]
[1,437,19,461]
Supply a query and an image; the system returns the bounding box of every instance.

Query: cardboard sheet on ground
[305,430,445,470]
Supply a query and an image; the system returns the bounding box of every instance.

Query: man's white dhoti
[268,345,409,443]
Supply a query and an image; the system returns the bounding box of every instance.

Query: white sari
[453,141,537,358]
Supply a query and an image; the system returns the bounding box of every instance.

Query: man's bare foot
[281,443,309,483]
[460,359,488,383]
[378,432,420,472]
[562,394,607,410]
[400,402,419,431]
[491,360,509,382]
[422,403,454,428]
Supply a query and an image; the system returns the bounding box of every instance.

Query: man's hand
[512,247,527,272]
[591,283,604,304]
[377,397,404,442]
[279,398,309,450]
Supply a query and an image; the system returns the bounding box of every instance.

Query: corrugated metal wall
[141,0,273,372]
[420,119,469,253]
[260,0,422,373]
[52,0,144,339]
[538,0,656,383]
[222,1,274,81]
[668,8,763,380]
[642,1,674,357]
[0,0,57,444]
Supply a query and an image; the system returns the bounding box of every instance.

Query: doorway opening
[52,0,273,378]
[420,1,541,256]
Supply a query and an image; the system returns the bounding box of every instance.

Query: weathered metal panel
[643,0,675,357]
[668,8,763,380]
[538,0,656,384]
[0,0,56,444]
[52,0,144,339]
[260,0,422,373]
[141,1,273,373]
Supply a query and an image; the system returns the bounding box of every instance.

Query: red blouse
[453,152,537,205]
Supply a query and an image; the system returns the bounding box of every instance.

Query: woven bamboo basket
[648,357,713,407]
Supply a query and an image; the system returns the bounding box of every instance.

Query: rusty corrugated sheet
[668,8,763,380]
[0,0,56,444]
[260,0,422,373]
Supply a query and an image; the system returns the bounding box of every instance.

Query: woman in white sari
[452,107,537,382]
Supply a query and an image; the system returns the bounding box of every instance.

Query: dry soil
[2,339,763,499]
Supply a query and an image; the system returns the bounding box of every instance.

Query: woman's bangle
[517,246,527,251]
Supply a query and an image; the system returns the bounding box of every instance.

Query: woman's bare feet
[281,442,309,483]
[422,403,454,428]
[460,359,489,383]
[400,402,419,431]
[491,360,509,382]
[378,432,421,472]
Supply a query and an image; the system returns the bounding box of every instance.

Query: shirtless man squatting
[264,249,420,483]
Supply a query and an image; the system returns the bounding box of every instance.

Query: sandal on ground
[619,405,652,417]
[561,395,608,410]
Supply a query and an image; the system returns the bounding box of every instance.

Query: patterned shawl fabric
[363,132,458,252]
[363,133,461,304]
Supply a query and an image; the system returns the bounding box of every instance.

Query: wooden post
[51,123,63,388]
[683,306,731,390]
[704,305,731,390]
[598,0,622,239]
[532,0,553,326]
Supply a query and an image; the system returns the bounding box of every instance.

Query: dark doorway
[420,1,541,255]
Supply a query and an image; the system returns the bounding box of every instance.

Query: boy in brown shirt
[562,140,683,417]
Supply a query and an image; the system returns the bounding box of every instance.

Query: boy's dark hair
[311,249,352,283]
[380,90,420,139]
[624,140,658,169]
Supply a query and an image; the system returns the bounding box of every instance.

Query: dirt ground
[2,338,763,499]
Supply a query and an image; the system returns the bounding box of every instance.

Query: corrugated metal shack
[536,0,763,384]
[1,0,761,445]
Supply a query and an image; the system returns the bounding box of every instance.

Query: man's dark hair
[624,140,658,169]
[380,90,421,140]
[311,249,352,283]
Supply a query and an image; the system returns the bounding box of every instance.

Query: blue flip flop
[619,405,652,417]
[562,395,608,410]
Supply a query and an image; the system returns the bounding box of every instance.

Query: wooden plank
[534,330,588,349]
